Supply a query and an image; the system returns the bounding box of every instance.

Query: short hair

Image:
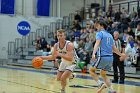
[57,29,65,33]
[113,31,119,35]
[57,29,66,35]
[96,20,108,30]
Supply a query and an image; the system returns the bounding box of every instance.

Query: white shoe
[61,89,66,93]
[97,83,106,93]
[72,73,76,78]
[69,73,76,81]
[98,82,104,88]
[108,89,116,93]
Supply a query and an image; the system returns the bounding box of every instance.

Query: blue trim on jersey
[95,47,101,67]
[96,47,101,68]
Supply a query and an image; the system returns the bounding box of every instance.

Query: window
[37,0,50,16]
[1,0,15,14]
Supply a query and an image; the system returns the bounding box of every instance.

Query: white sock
[97,80,103,85]
[61,89,65,91]
[107,86,113,91]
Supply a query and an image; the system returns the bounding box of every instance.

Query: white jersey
[56,40,79,64]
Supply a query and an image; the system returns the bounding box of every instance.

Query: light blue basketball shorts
[92,56,113,71]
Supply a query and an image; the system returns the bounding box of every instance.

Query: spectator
[111,22,119,35]
[73,29,81,39]
[122,31,129,42]
[88,28,96,42]
[66,29,74,41]
[125,36,135,66]
[114,9,122,22]
[80,28,89,40]
[73,37,79,50]
[72,20,81,30]
[40,37,48,51]
[125,36,134,55]
[127,25,135,38]
[84,37,93,55]
[78,38,85,49]
[135,23,140,37]
[74,11,82,22]
[35,36,41,50]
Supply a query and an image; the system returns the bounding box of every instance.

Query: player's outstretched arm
[40,44,57,61]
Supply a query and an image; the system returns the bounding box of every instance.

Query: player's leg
[60,70,72,93]
[56,71,64,81]
[59,62,76,93]
[100,70,111,87]
[89,57,104,87]
[97,56,116,93]
[89,66,104,88]
[89,66,98,81]
[56,62,66,81]
[68,64,77,81]
[97,83,106,93]
[97,70,113,93]
[56,62,66,93]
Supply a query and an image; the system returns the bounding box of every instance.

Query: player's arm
[92,39,100,55]
[40,44,57,60]
[58,43,74,62]
[92,32,102,61]
[91,39,101,61]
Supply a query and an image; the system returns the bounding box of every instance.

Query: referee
[112,31,125,84]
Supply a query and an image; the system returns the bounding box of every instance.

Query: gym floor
[0,65,140,93]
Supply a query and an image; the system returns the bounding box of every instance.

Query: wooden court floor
[0,65,140,93]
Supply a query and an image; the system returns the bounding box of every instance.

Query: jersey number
[107,37,111,45]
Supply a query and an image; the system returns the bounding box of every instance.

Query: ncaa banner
[17,21,31,36]
[37,0,50,16]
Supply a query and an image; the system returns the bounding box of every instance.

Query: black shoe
[119,80,124,84]
[112,80,118,83]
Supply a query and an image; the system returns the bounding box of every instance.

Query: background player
[89,21,126,93]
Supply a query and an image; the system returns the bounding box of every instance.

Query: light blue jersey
[92,30,114,71]
[96,30,114,57]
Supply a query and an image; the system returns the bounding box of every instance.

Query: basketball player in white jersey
[40,29,78,93]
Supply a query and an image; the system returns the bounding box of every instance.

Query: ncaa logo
[17,21,31,36]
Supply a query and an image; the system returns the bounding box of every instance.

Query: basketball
[32,57,43,69]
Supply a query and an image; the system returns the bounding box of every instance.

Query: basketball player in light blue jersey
[40,29,78,93]
[89,21,126,93]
